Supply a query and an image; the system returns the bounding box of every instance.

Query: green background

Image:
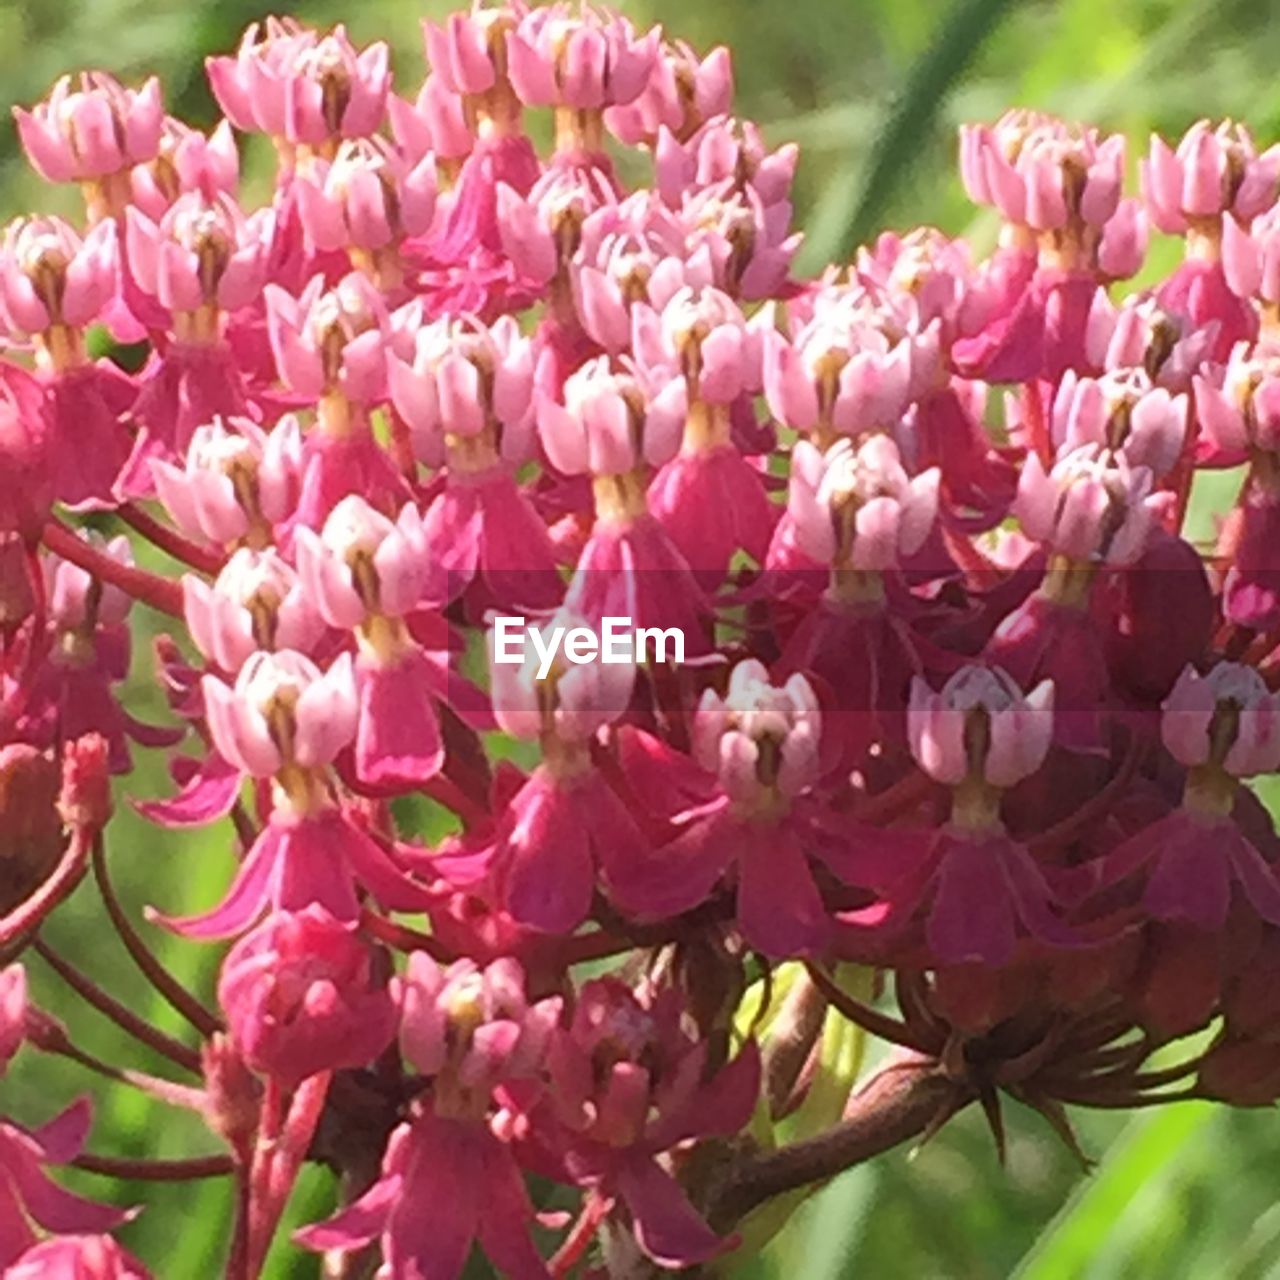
[4,0,1280,1275]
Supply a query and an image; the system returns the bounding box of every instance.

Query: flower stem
[118,502,226,575]
[33,935,202,1074]
[93,836,223,1038]
[42,517,185,617]
[706,1055,966,1231]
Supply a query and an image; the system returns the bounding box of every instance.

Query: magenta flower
[623,661,868,956]
[156,649,430,936]
[19,534,179,774]
[533,979,760,1267]
[296,495,459,788]
[454,614,657,933]
[538,357,710,647]
[1093,663,1280,931]
[4,1234,152,1280]
[218,904,397,1086]
[844,665,1071,968]
[129,118,240,221]
[388,311,561,612]
[298,954,561,1280]
[0,1100,134,1269]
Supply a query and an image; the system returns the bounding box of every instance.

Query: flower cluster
[1,7,1279,1278]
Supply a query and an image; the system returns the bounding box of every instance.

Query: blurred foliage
[3,0,1280,1276]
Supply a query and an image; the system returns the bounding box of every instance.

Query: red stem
[0,828,92,946]
[33,936,202,1074]
[74,1151,233,1180]
[41,517,184,617]
[359,908,456,961]
[93,837,223,1038]
[117,502,226,575]
[550,1192,611,1277]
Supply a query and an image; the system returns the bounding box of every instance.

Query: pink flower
[507,6,658,112]
[534,979,760,1266]
[207,21,389,145]
[654,116,796,212]
[763,293,915,436]
[299,954,561,1280]
[1193,343,1280,459]
[151,416,303,547]
[633,285,761,405]
[295,496,466,789]
[908,665,1054,789]
[183,548,324,674]
[124,190,273,322]
[605,39,732,146]
[265,273,388,404]
[388,312,535,468]
[294,138,437,253]
[0,217,117,341]
[219,904,397,1086]
[678,182,800,300]
[0,1100,133,1269]
[389,77,474,167]
[1014,445,1160,566]
[15,73,163,183]
[786,436,939,572]
[0,965,26,1077]
[1142,120,1280,235]
[622,662,862,956]
[1051,368,1188,478]
[203,649,356,780]
[0,363,53,541]
[960,112,1126,233]
[396,954,562,1111]
[1223,203,1280,306]
[4,1234,152,1280]
[130,118,239,220]
[571,195,710,354]
[1084,291,1217,391]
[537,357,681,476]
[1161,663,1280,778]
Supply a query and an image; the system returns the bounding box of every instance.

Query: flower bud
[219,905,397,1087]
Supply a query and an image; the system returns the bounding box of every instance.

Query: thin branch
[93,837,222,1038]
[42,517,184,617]
[73,1152,234,1180]
[117,503,226,575]
[705,1055,965,1232]
[33,937,202,1074]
